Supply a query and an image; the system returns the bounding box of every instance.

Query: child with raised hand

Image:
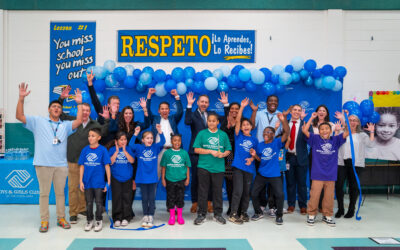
[129,124,165,228]
[109,131,135,227]
[79,128,111,232]
[302,112,348,227]
[228,97,258,224]
[193,113,232,225]
[161,134,191,225]
[250,112,289,225]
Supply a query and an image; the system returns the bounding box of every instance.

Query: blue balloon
[227,74,239,88]
[155,82,167,97]
[290,56,304,71]
[194,72,203,82]
[279,72,292,85]
[275,84,285,94]
[124,65,134,76]
[322,76,336,89]
[335,66,347,78]
[343,101,360,111]
[103,60,116,73]
[113,67,127,82]
[166,74,172,80]
[69,107,77,116]
[305,76,314,86]
[360,99,374,116]
[369,111,380,124]
[93,66,107,80]
[236,80,245,89]
[81,91,90,103]
[312,69,322,79]
[94,79,106,93]
[136,81,147,93]
[123,76,137,89]
[299,69,309,80]
[271,74,279,84]
[105,74,118,88]
[133,69,142,79]
[291,72,301,83]
[201,70,212,80]
[142,66,154,75]
[139,72,152,85]
[260,68,271,82]
[204,77,218,91]
[96,93,105,104]
[361,116,369,126]
[251,70,265,85]
[176,82,187,95]
[262,83,276,96]
[172,67,185,82]
[349,108,362,119]
[245,81,257,92]
[193,81,205,94]
[271,65,284,75]
[213,69,224,81]
[153,69,166,82]
[217,81,229,93]
[231,65,244,75]
[184,66,196,79]
[148,79,157,88]
[238,69,251,82]
[185,78,194,89]
[321,64,334,76]
[82,71,88,83]
[304,59,317,72]
[313,77,322,88]
[164,79,177,92]
[285,65,294,73]
[332,80,343,92]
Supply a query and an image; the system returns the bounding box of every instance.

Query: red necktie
[289,121,296,150]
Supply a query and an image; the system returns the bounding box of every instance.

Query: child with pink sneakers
[161,134,191,225]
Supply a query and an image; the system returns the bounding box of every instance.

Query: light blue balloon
[93,66,107,80]
[299,69,309,80]
[238,69,251,82]
[291,72,301,83]
[155,82,167,97]
[176,82,187,95]
[217,81,229,93]
[204,77,218,91]
[105,74,118,88]
[220,66,231,77]
[185,78,194,89]
[251,70,265,85]
[81,91,90,103]
[314,77,323,88]
[213,69,224,81]
[332,80,343,92]
[290,56,305,71]
[124,65,135,76]
[139,72,152,85]
[279,72,292,85]
[103,60,116,73]
[86,66,95,75]
[142,66,154,75]
[322,76,336,89]
[271,65,284,75]
[136,81,147,93]
[82,71,88,83]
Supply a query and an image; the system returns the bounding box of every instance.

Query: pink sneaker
[177,207,185,225]
[168,208,176,225]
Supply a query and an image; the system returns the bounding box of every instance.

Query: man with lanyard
[16,83,83,233]
[146,87,183,179]
[58,86,111,224]
[250,95,282,217]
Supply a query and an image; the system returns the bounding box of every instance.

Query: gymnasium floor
[0,194,399,250]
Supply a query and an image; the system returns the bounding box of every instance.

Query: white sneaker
[260,206,266,213]
[147,215,154,228]
[282,208,288,214]
[141,216,149,227]
[121,219,129,226]
[266,209,276,218]
[114,220,121,227]
[84,220,93,231]
[94,220,102,232]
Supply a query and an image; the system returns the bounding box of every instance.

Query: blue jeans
[140,183,157,216]
[286,153,308,208]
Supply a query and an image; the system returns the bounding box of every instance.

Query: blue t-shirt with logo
[78,145,111,189]
[128,133,165,184]
[231,131,258,174]
[256,138,283,178]
[109,146,135,182]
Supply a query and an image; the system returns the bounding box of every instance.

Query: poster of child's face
[366,107,400,161]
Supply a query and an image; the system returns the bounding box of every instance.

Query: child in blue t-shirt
[129,124,165,228]
[302,112,348,227]
[228,97,258,224]
[79,128,111,232]
[109,131,135,227]
[249,112,290,225]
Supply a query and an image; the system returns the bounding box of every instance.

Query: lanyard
[49,120,60,138]
[266,112,275,124]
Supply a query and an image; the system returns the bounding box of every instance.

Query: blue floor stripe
[0,238,25,250]
[297,238,400,250]
[68,239,252,250]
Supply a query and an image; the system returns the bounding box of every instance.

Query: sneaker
[213,215,226,225]
[114,220,121,227]
[266,209,276,218]
[260,206,266,213]
[147,216,154,228]
[240,213,250,222]
[322,216,336,227]
[228,213,243,225]
[39,221,49,233]
[194,214,206,225]
[141,216,149,227]
[94,220,103,232]
[307,215,315,226]
[275,216,283,225]
[251,213,264,221]
[69,216,78,224]
[57,218,71,229]
[84,220,93,231]
[121,219,129,226]
[282,208,288,214]
[79,210,87,217]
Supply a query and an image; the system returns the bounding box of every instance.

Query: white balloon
[220,66,231,77]
[124,65,135,76]
[155,82,167,97]
[176,82,187,95]
[204,77,218,91]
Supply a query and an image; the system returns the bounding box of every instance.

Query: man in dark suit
[286,104,309,215]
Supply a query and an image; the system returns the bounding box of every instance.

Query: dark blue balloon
[299,69,309,80]
[172,67,185,82]
[312,69,322,79]
[235,80,245,89]
[231,65,244,75]
[321,64,334,76]
[133,69,142,79]
[271,74,279,84]
[166,74,172,80]
[349,108,362,119]
[335,66,347,78]
[217,81,229,93]
[184,66,196,79]
[142,66,154,75]
[164,79,177,92]
[245,81,257,92]
[285,65,294,73]
[275,84,285,94]
[201,70,212,80]
[227,74,239,88]
[343,101,360,111]
[123,76,136,89]
[262,83,276,96]
[113,67,127,82]
[361,116,369,126]
[153,69,166,82]
[148,79,157,88]
[221,77,228,82]
[369,111,380,124]
[304,59,317,72]
[135,81,147,93]
[194,72,203,82]
[260,68,272,82]
[360,99,374,116]
[94,79,106,93]
[192,81,205,94]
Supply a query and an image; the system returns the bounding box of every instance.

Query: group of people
[16,70,379,233]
